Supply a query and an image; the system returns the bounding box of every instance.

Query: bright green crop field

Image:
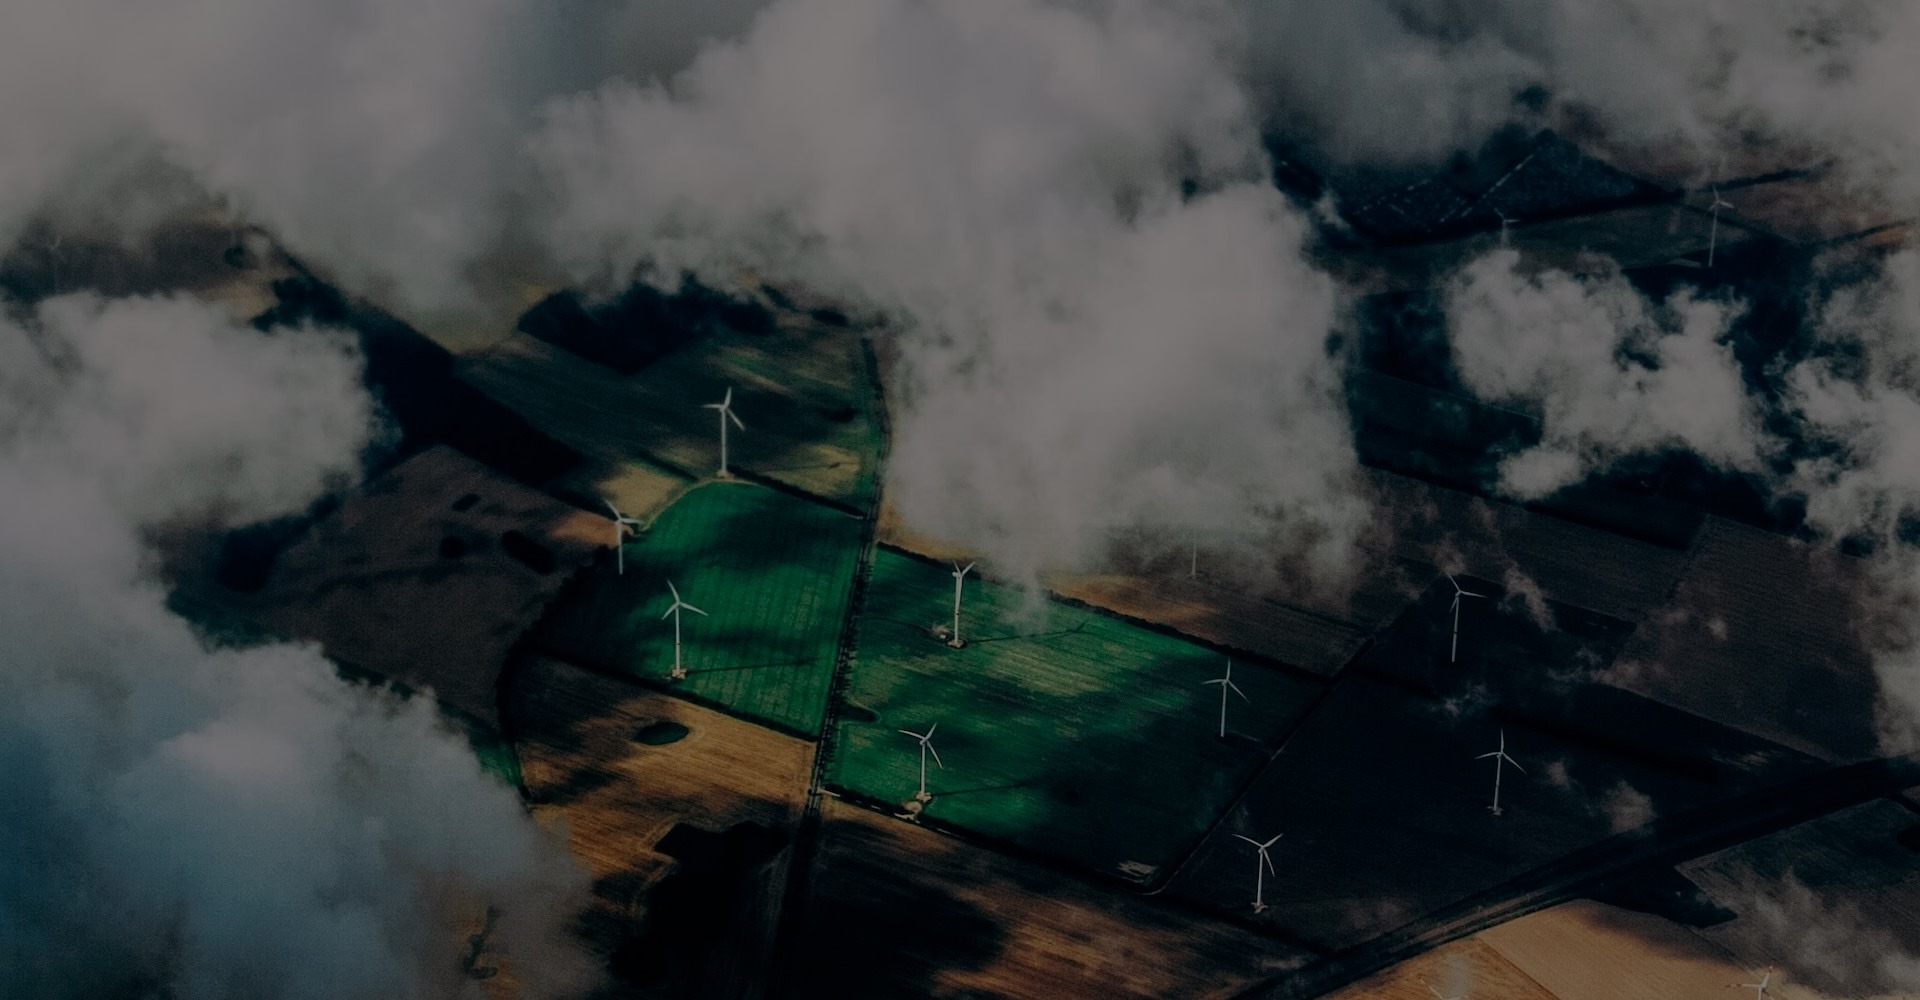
[827,548,1326,881]
[538,481,865,734]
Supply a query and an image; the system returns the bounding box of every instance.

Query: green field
[538,481,865,733]
[827,549,1327,880]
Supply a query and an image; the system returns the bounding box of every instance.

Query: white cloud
[533,0,1369,586]
[0,296,598,998]
[1446,249,1769,499]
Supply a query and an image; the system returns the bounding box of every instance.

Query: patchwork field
[786,798,1309,1000]
[1165,671,1816,951]
[538,481,864,735]
[506,656,813,1000]
[457,313,882,507]
[237,445,609,729]
[1608,518,1882,763]
[826,548,1327,881]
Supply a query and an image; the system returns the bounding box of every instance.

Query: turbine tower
[1494,209,1513,248]
[899,723,944,803]
[603,500,643,575]
[1707,185,1733,268]
[1476,728,1525,816]
[660,580,708,681]
[1201,659,1250,739]
[703,386,745,479]
[1446,574,1485,663]
[1730,967,1774,999]
[1232,831,1283,912]
[947,562,974,649]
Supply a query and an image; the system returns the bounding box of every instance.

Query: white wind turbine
[947,562,974,648]
[703,386,745,478]
[1201,659,1250,739]
[1707,185,1733,268]
[1495,209,1513,248]
[1730,967,1775,1000]
[1232,831,1283,912]
[899,723,944,803]
[1476,728,1525,816]
[603,500,643,575]
[1446,574,1485,663]
[660,580,708,681]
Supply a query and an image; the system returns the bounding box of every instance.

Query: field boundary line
[765,334,890,999]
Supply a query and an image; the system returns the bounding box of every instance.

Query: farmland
[457,311,883,507]
[825,548,1327,880]
[1164,671,1819,951]
[233,445,609,730]
[537,481,864,735]
[505,656,813,998]
[786,798,1309,1000]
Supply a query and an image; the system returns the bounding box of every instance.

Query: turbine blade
[703,403,723,411]
[683,603,708,616]
[1227,680,1250,702]
[668,580,681,601]
[1201,678,1224,687]
[1476,751,1501,760]
[661,604,676,620]
[722,387,732,407]
[898,728,923,740]
[926,743,943,768]
[603,499,620,517]
[925,722,938,738]
[1462,589,1485,599]
[726,407,745,431]
[1503,754,1524,773]
[1261,852,1276,875]
[1232,834,1260,847]
[1262,833,1284,848]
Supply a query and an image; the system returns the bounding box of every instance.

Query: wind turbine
[899,723,943,803]
[947,562,974,648]
[603,500,642,575]
[1476,728,1525,816]
[1446,574,1485,663]
[1201,659,1250,739]
[1707,185,1733,268]
[703,387,746,478]
[1730,967,1774,999]
[1232,832,1283,912]
[1428,985,1467,1000]
[1494,209,1513,247]
[660,580,707,681]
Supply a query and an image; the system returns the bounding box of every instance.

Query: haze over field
[7,0,1920,995]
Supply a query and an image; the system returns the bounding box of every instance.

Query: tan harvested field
[1679,798,1920,1000]
[1321,935,1559,1000]
[1609,517,1881,762]
[1477,900,1753,1000]
[507,656,813,999]
[790,798,1308,1000]
[1718,176,1906,245]
[242,446,608,728]
[0,208,295,320]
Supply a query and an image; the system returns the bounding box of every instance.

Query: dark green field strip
[829,549,1326,878]
[538,481,864,733]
